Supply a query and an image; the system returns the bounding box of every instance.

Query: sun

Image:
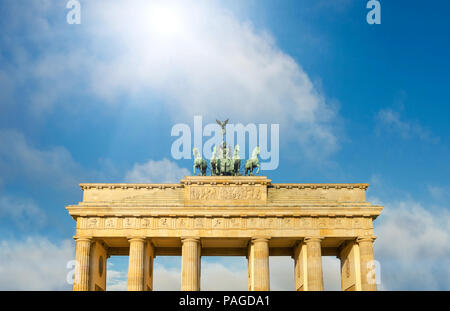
[150,6,184,37]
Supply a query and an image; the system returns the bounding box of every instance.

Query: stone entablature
[67,176,382,291]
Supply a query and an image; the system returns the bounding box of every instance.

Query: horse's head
[252,146,260,158]
[211,146,217,160]
[193,147,200,159]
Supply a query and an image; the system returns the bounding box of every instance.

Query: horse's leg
[256,162,260,174]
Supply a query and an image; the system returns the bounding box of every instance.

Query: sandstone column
[88,240,108,291]
[181,237,201,291]
[73,237,92,291]
[338,240,362,291]
[127,237,145,291]
[304,237,324,291]
[357,236,377,291]
[144,240,155,291]
[248,237,270,291]
[293,241,307,291]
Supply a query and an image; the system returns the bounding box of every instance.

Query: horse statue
[232,145,241,176]
[245,146,260,176]
[214,144,233,175]
[210,146,219,176]
[219,145,233,175]
[193,147,207,176]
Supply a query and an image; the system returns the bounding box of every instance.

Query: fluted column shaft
[250,237,270,291]
[73,237,92,291]
[127,237,145,291]
[181,237,201,291]
[357,236,377,291]
[305,237,324,291]
[293,242,307,291]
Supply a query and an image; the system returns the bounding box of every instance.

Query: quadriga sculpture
[193,147,208,176]
[244,146,260,176]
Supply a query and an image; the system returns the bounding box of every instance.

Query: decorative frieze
[189,186,264,201]
[79,216,373,232]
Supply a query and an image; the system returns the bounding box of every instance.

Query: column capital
[357,236,376,243]
[73,236,92,242]
[128,237,146,243]
[251,236,271,243]
[304,237,324,244]
[181,237,201,244]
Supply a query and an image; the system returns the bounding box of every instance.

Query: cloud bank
[1,0,339,159]
[374,199,450,290]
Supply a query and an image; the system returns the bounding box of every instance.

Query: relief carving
[190,186,263,200]
[212,218,224,228]
[229,218,241,228]
[177,218,186,228]
[105,218,117,228]
[87,218,99,228]
[158,217,171,228]
[282,218,292,228]
[123,217,136,228]
[194,218,204,228]
[141,218,152,228]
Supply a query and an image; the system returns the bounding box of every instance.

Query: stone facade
[66,176,383,291]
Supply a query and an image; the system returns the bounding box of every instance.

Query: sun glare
[150,6,184,37]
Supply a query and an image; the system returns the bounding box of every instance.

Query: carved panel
[141,218,152,228]
[189,186,263,200]
[87,218,99,228]
[247,217,261,229]
[335,217,345,229]
[229,217,242,229]
[318,217,327,229]
[301,217,313,228]
[158,217,172,228]
[105,218,117,229]
[266,217,278,228]
[281,217,292,228]
[212,217,226,229]
[194,217,204,229]
[176,217,188,229]
[123,217,136,229]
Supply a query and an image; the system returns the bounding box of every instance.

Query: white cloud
[105,256,340,291]
[125,158,190,183]
[376,108,439,143]
[154,264,182,291]
[106,263,128,291]
[0,237,74,290]
[427,185,450,201]
[201,260,248,291]
[87,0,338,156]
[0,129,83,190]
[2,0,340,159]
[0,192,47,230]
[373,199,450,290]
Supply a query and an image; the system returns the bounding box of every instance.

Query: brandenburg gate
[66,176,383,291]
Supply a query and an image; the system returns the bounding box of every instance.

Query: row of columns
[73,236,377,291]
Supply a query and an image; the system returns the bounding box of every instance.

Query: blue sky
[0,0,449,290]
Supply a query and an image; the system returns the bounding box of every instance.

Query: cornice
[181,176,271,186]
[270,183,369,190]
[80,181,369,190]
[80,183,183,190]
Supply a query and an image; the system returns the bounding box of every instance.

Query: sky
[0,0,449,290]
